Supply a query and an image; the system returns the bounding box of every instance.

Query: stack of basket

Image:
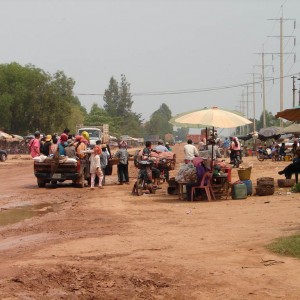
[256,177,275,196]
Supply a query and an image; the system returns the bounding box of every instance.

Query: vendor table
[177,181,188,200]
[212,173,230,199]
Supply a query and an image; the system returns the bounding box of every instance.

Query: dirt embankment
[0,145,300,299]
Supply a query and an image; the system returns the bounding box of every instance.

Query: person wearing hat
[165,142,172,152]
[58,133,68,156]
[41,134,52,156]
[65,139,76,158]
[73,135,87,159]
[186,157,209,201]
[28,131,41,158]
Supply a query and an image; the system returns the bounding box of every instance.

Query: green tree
[174,127,189,141]
[144,103,173,139]
[0,63,86,134]
[256,110,281,131]
[102,75,143,137]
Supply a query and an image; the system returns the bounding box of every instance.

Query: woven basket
[237,167,252,181]
[257,177,274,187]
[108,158,120,166]
[256,186,275,196]
[277,179,296,187]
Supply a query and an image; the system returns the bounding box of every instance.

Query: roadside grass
[267,234,300,259]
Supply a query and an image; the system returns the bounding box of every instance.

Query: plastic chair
[191,171,216,201]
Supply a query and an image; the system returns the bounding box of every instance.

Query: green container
[231,182,247,199]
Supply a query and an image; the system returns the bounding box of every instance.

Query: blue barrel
[231,182,247,199]
[241,180,252,196]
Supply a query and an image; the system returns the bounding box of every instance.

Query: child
[89,145,104,190]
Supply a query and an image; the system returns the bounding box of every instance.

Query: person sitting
[279,142,287,158]
[58,133,68,156]
[41,135,52,156]
[186,158,209,200]
[165,142,172,152]
[229,137,241,163]
[278,148,300,179]
[154,140,168,153]
[65,139,76,159]
[142,141,161,188]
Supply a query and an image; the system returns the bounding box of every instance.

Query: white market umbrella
[173,107,252,129]
[171,107,252,167]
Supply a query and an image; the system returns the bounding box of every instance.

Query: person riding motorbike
[229,137,241,164]
[141,141,161,188]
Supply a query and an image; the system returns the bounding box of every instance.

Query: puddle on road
[0,203,59,226]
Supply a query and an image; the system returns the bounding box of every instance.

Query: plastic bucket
[231,182,247,199]
[242,180,252,195]
[237,167,252,181]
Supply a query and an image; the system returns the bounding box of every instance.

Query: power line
[75,72,299,97]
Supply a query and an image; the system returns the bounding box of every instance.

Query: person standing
[114,141,129,185]
[89,145,104,190]
[100,143,110,185]
[184,139,199,163]
[28,131,41,158]
[222,137,230,158]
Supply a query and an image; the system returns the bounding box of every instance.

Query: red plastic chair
[191,171,216,201]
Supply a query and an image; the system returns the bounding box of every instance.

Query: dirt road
[0,145,300,299]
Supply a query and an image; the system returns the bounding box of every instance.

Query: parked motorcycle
[257,147,272,161]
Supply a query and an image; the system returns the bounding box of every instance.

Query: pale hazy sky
[1,0,299,122]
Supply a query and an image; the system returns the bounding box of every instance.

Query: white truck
[76,124,109,148]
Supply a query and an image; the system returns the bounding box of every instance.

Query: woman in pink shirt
[28,131,41,158]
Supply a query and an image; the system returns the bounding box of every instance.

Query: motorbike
[257,147,272,161]
[132,160,156,196]
[230,150,242,168]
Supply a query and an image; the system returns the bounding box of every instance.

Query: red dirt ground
[0,144,300,299]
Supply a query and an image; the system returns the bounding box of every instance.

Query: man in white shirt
[184,139,199,163]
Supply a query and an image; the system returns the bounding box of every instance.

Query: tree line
[0,62,282,140]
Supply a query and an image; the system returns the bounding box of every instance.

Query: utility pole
[246,72,261,133]
[262,52,266,129]
[254,52,273,129]
[268,13,296,126]
[298,78,300,106]
[291,76,297,107]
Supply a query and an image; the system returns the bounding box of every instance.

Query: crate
[237,167,252,181]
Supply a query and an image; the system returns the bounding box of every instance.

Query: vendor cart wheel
[37,179,46,188]
[136,179,144,196]
[0,153,7,162]
[257,153,264,161]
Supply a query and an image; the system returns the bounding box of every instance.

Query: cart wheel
[257,153,264,161]
[136,179,144,196]
[37,178,46,188]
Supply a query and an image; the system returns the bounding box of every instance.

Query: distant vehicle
[0,150,7,162]
[76,124,109,148]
